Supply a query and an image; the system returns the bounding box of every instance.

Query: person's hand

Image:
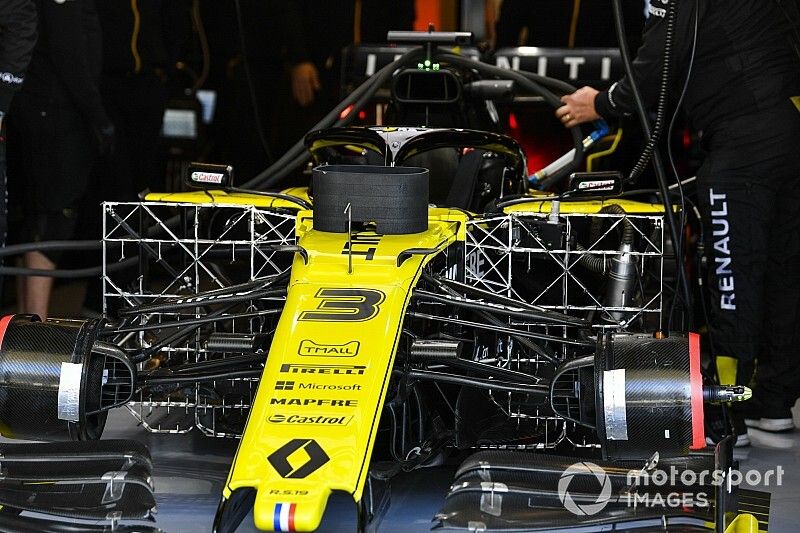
[556,86,601,128]
[291,62,321,107]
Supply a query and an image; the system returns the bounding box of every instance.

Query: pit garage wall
[414,0,460,34]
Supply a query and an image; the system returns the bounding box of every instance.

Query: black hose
[438,53,585,183]
[575,204,637,273]
[574,243,607,274]
[226,188,312,209]
[243,47,425,190]
[517,70,577,95]
[592,204,635,245]
[0,240,102,257]
[611,0,692,325]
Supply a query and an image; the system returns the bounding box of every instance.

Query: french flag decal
[273,502,296,532]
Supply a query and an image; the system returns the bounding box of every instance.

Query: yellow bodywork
[503,193,669,215]
[724,513,762,533]
[220,206,467,532]
[145,187,311,210]
[146,189,719,531]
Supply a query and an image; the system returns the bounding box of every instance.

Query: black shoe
[704,404,750,447]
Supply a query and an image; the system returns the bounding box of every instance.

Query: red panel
[414,0,441,31]
[0,315,14,350]
[688,332,706,450]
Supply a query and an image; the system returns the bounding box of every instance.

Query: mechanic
[277,0,415,154]
[555,0,800,446]
[93,0,188,198]
[0,0,37,294]
[7,0,114,319]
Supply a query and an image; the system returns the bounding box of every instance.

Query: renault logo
[267,439,330,479]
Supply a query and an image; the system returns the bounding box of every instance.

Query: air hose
[577,204,635,273]
[591,204,634,245]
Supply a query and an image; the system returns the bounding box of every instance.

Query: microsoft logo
[274,381,295,391]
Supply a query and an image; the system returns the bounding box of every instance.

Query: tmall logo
[558,462,613,516]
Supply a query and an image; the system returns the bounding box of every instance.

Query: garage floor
[94,406,800,533]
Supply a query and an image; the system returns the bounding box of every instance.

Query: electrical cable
[129,0,142,74]
[233,0,274,164]
[626,2,676,182]
[666,0,700,331]
[568,0,582,48]
[226,187,312,209]
[611,0,692,329]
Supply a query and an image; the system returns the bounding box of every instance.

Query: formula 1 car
[0,31,765,533]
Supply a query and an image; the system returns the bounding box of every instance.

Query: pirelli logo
[279,364,366,375]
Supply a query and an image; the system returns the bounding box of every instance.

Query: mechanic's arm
[0,0,37,120]
[39,0,113,147]
[283,0,320,107]
[556,0,695,128]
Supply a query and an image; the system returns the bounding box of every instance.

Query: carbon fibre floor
[92,407,800,533]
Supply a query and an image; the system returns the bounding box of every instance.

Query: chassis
[0,33,763,533]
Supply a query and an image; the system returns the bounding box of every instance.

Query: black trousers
[7,95,96,260]
[0,117,7,295]
[696,98,800,409]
